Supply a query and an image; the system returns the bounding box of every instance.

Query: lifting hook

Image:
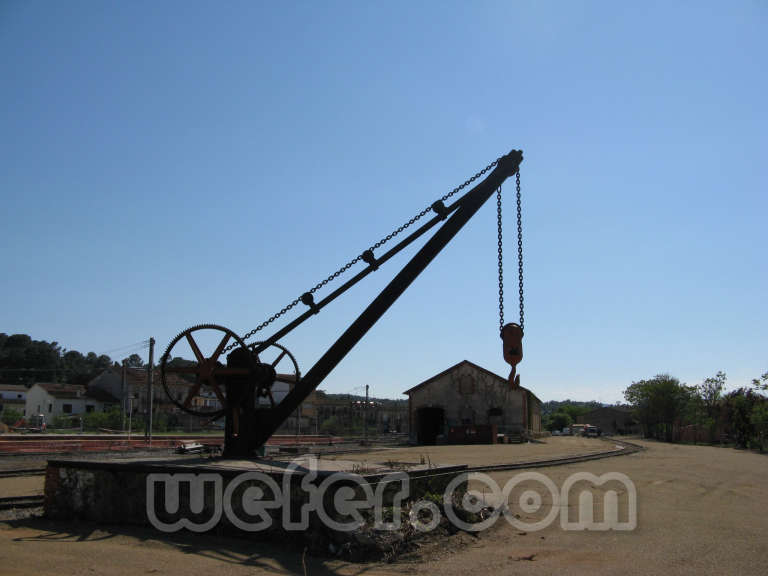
[501,322,523,389]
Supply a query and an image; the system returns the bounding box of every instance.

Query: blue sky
[1,1,766,403]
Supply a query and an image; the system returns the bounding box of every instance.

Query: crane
[160,149,524,457]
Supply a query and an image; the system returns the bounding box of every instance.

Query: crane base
[44,455,467,537]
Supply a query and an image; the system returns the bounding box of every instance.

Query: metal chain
[516,171,524,333]
[224,156,503,352]
[498,170,524,335]
[496,186,504,336]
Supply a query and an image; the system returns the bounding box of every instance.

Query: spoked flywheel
[248,341,301,408]
[160,324,252,417]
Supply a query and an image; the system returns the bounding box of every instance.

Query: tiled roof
[123,368,193,389]
[36,382,87,399]
[0,384,28,392]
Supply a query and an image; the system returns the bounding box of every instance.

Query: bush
[52,415,80,429]
[82,407,122,431]
[0,408,22,426]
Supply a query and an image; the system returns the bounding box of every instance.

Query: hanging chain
[496,186,504,336]
[498,170,524,335]
[225,156,503,353]
[516,170,524,333]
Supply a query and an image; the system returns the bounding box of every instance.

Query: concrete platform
[44,454,467,535]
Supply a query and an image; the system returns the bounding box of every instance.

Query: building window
[63,404,73,414]
[86,405,95,413]
[17,394,22,399]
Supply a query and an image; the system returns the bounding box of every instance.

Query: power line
[98,340,150,356]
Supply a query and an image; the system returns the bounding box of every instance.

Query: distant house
[575,406,639,435]
[88,364,212,416]
[404,360,542,445]
[0,384,28,417]
[25,383,118,419]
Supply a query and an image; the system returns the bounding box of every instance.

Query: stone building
[404,360,541,444]
[88,364,205,416]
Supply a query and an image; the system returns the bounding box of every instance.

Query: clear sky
[1,1,766,403]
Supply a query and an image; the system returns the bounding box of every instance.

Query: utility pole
[121,360,127,432]
[146,337,154,445]
[364,384,369,445]
[128,396,133,440]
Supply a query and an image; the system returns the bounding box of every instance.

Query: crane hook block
[501,322,523,389]
[301,292,319,314]
[361,249,379,270]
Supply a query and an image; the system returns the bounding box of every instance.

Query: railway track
[465,440,643,474]
[0,495,44,511]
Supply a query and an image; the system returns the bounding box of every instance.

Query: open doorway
[416,406,444,445]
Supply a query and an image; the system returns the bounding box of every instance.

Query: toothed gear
[160,324,251,417]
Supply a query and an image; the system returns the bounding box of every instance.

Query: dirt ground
[1,439,767,575]
[0,476,43,498]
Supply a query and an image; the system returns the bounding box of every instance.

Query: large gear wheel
[160,324,251,417]
[248,341,301,409]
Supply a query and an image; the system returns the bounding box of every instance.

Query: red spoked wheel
[160,324,252,417]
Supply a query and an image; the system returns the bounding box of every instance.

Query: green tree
[699,371,725,417]
[0,408,23,426]
[546,411,573,432]
[123,354,144,368]
[724,388,760,448]
[0,334,61,384]
[624,374,693,442]
[750,401,768,452]
[688,371,726,442]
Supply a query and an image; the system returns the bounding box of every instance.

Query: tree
[723,388,760,448]
[750,401,768,452]
[624,374,693,442]
[547,411,573,432]
[752,371,768,392]
[0,333,118,386]
[123,354,144,368]
[0,334,61,384]
[699,371,726,416]
[689,371,726,442]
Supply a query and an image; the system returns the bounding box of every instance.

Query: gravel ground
[0,439,766,575]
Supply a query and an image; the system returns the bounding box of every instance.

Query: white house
[25,383,118,419]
